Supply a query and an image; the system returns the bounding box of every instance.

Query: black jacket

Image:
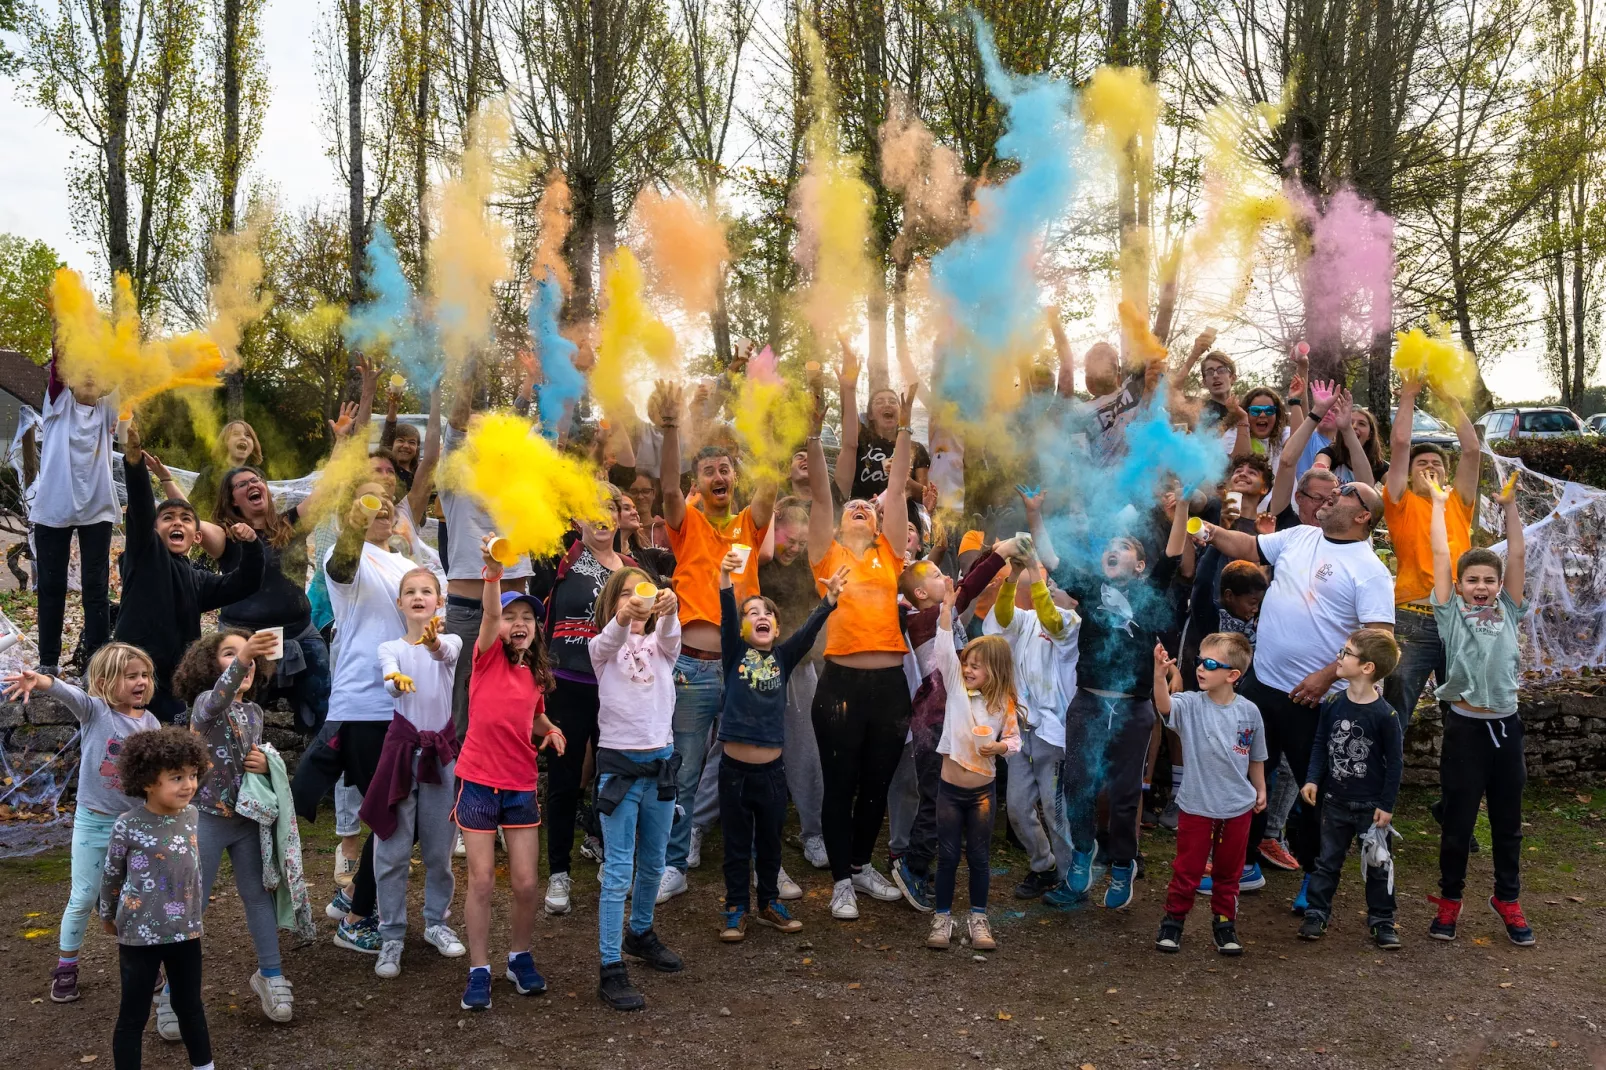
[113,455,265,685]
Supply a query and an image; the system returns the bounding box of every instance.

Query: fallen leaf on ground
[1106,987,1118,994]
[997,1012,1012,1020]
[80,1058,96,1064]
[1499,982,1513,989]
[1472,937,1491,946]
[1568,896,1586,903]
[847,983,861,990]
[802,958,813,965]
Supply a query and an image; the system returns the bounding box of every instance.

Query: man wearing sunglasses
[1188,467,1394,890]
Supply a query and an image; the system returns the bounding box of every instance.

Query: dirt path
[3,787,1603,1070]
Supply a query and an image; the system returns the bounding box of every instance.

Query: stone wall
[1403,685,1606,785]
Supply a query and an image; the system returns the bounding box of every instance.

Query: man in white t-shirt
[1194,480,1395,895]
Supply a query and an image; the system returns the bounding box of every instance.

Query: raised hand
[652,587,678,620]
[898,383,918,426]
[144,452,173,483]
[418,615,442,648]
[244,630,279,660]
[837,337,860,386]
[1191,327,1218,357]
[1015,484,1045,513]
[1425,476,1449,505]
[329,400,360,440]
[3,669,51,703]
[824,564,851,604]
[1310,379,1339,418]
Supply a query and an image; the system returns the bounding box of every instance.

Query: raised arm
[834,340,861,501]
[880,385,915,562]
[476,535,504,656]
[1446,396,1481,508]
[1428,479,1454,606]
[806,406,835,566]
[1267,381,1341,516]
[119,426,159,563]
[406,384,443,523]
[1331,390,1373,487]
[651,381,687,532]
[193,653,252,725]
[1386,379,1420,504]
[1164,489,1191,559]
[1016,485,1059,572]
[1048,310,1076,399]
[1152,642,1178,716]
[1495,475,1525,604]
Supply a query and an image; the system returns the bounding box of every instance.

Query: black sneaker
[1212,914,1243,956]
[1298,913,1327,941]
[1154,916,1184,953]
[1013,869,1059,900]
[1372,922,1401,950]
[1133,853,1147,881]
[598,962,645,1012]
[623,926,684,973]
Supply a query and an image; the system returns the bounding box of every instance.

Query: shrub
[1491,435,1606,489]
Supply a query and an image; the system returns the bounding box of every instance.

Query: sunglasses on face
[1246,404,1278,417]
[1198,657,1234,672]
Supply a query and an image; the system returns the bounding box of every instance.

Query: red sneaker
[1427,895,1461,940]
[1258,838,1299,871]
[1489,896,1536,946]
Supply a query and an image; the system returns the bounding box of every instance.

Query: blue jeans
[597,746,676,965]
[61,807,122,953]
[666,655,723,872]
[1383,607,1446,730]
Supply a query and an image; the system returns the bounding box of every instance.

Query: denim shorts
[453,778,542,832]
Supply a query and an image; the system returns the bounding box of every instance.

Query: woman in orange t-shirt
[804,375,917,921]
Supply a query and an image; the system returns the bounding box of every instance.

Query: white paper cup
[729,543,753,573]
[263,626,285,660]
[1225,491,1243,512]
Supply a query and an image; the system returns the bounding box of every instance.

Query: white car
[1475,407,1586,440]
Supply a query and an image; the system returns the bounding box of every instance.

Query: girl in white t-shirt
[367,567,467,979]
[30,360,120,674]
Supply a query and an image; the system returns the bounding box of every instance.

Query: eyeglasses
[1336,647,1359,661]
[1198,657,1235,672]
[1246,404,1278,417]
[1297,488,1338,503]
[1202,365,1232,377]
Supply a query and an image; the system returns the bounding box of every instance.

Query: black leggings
[114,939,210,1070]
[290,719,387,915]
[935,779,996,913]
[34,521,113,670]
[811,661,913,882]
[545,677,601,876]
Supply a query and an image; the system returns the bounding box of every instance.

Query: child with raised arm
[925,586,1021,952]
[367,568,467,979]
[173,628,295,1024]
[1151,633,1266,956]
[99,726,213,1070]
[453,535,566,1012]
[6,644,160,1004]
[717,549,847,942]
[1298,628,1404,949]
[983,554,1080,899]
[589,566,686,1011]
[1426,477,1534,946]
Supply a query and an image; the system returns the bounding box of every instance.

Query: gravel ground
[2,786,1603,1069]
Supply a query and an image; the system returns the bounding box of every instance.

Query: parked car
[1475,406,1586,440]
[1586,413,1606,434]
[1409,408,1459,449]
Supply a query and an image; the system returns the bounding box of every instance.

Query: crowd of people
[15,324,1538,1070]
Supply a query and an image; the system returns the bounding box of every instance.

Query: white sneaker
[453,832,466,857]
[830,878,859,920]
[967,912,997,951]
[333,842,359,889]
[424,923,466,957]
[777,865,803,901]
[688,826,704,869]
[803,835,829,870]
[154,985,181,1040]
[544,871,573,916]
[851,864,902,902]
[249,971,294,1022]
[655,866,688,904]
[927,913,953,949]
[375,941,403,979]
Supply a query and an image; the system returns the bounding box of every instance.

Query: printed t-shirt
[1167,690,1267,819]
[454,640,545,791]
[1253,526,1396,693]
[1431,588,1525,715]
[812,532,906,657]
[1383,484,1472,605]
[666,505,767,630]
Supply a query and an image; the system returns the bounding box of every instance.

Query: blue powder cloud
[343,224,440,392]
[529,270,581,439]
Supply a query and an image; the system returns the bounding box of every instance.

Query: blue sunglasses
[1198,657,1236,672]
[1246,404,1278,417]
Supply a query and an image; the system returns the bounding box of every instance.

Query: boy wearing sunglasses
[1151,632,1266,956]
[1298,627,1404,948]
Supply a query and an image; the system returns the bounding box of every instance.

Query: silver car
[1475,406,1586,440]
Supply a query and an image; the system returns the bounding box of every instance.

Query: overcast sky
[0,9,1591,408]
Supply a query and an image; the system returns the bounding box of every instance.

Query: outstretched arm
[880,384,915,564]
[652,381,687,532]
[406,384,443,523]
[1386,379,1420,504]
[1048,310,1076,398]
[1429,479,1454,605]
[476,536,504,656]
[807,395,835,566]
[1446,396,1481,508]
[1268,381,1342,516]
[1495,475,1525,604]
[834,340,861,501]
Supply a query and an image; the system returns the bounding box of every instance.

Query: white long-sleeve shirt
[933,628,1022,777]
[378,633,462,733]
[590,614,682,751]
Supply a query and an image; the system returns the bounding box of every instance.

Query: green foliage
[0,0,20,74]
[0,234,62,363]
[1492,435,1606,488]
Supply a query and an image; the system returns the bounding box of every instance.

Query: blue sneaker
[892,858,934,913]
[333,915,381,953]
[325,886,353,921]
[505,951,547,995]
[1291,873,1311,915]
[460,966,492,1011]
[1103,862,1136,910]
[1067,848,1096,897]
[1043,877,1084,909]
[1240,864,1266,892]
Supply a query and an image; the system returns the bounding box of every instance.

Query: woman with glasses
[1232,388,1292,474]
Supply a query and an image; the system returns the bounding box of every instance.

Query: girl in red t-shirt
[452,535,566,1012]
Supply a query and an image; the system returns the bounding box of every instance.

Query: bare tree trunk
[103,0,133,280]
[1552,190,1573,403]
[1570,221,1587,408]
[415,0,434,285]
[892,257,910,386]
[222,0,245,418]
[347,0,366,303]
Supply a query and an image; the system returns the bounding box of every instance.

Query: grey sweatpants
[198,811,283,973]
[375,757,458,943]
[783,660,824,841]
[1004,731,1069,878]
[446,602,481,739]
[886,740,919,857]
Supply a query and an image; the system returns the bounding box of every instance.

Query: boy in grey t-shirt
[1151,633,1267,956]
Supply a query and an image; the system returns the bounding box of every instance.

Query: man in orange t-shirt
[651,382,776,896]
[1382,379,1481,726]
